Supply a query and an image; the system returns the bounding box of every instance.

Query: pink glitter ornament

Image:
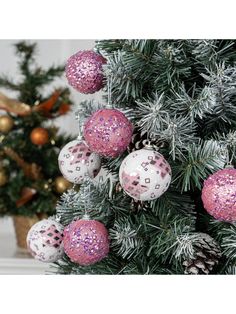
[63,219,110,266]
[84,109,133,157]
[202,168,236,222]
[65,50,106,94]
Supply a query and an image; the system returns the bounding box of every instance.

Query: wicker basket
[13,214,47,250]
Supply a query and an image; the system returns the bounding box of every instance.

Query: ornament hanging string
[75,110,83,140]
[107,75,113,109]
[82,173,92,219]
[224,145,235,168]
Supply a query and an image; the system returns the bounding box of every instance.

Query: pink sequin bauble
[202,168,236,222]
[84,109,133,157]
[65,50,106,94]
[63,219,110,266]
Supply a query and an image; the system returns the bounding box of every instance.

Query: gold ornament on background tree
[0,168,8,186]
[0,115,14,133]
[54,176,73,194]
[30,127,49,146]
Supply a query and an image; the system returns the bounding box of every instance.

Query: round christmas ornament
[30,127,49,146]
[26,218,64,263]
[63,219,110,266]
[202,167,236,222]
[84,108,133,157]
[54,176,73,194]
[58,140,101,184]
[119,147,172,201]
[65,50,106,94]
[0,115,14,133]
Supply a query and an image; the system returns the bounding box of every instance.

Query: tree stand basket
[13,214,47,250]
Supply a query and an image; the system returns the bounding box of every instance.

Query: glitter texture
[65,50,106,94]
[119,148,171,201]
[63,219,110,266]
[84,109,133,157]
[202,168,236,222]
[58,140,101,184]
[26,219,64,263]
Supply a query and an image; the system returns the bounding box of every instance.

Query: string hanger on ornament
[75,110,83,141]
[106,75,113,109]
[48,213,62,224]
[79,172,93,221]
[224,144,235,169]
[142,136,166,152]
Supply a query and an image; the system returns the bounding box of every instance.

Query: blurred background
[0,40,102,273]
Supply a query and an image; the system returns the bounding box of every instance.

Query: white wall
[0,40,102,136]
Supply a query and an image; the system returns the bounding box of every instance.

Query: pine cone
[127,128,168,153]
[183,233,222,275]
[131,199,150,212]
[127,128,155,153]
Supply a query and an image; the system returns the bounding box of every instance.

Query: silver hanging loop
[143,140,153,150]
[106,75,113,109]
[75,109,83,140]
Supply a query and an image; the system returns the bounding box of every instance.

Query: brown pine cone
[182,233,222,275]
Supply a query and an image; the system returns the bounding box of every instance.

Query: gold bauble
[0,115,14,133]
[54,176,72,194]
[0,169,8,187]
[30,127,49,146]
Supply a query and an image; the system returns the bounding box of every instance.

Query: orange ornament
[30,127,49,146]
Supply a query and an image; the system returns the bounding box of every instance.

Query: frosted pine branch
[110,218,144,259]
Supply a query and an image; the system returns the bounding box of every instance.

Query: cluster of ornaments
[27,48,175,267]
[27,217,110,265]
[64,48,172,202]
[27,46,236,274]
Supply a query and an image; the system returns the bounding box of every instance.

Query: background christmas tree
[0,41,73,222]
[49,40,236,274]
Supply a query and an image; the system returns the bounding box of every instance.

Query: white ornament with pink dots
[58,140,101,184]
[26,218,64,263]
[119,147,172,201]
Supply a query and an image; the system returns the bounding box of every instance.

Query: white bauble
[58,140,101,184]
[26,218,64,263]
[119,148,171,201]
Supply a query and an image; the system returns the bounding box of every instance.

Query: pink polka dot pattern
[84,109,133,157]
[65,50,106,94]
[63,219,110,266]
[202,168,236,222]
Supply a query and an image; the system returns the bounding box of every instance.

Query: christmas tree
[29,40,236,274]
[0,41,73,235]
